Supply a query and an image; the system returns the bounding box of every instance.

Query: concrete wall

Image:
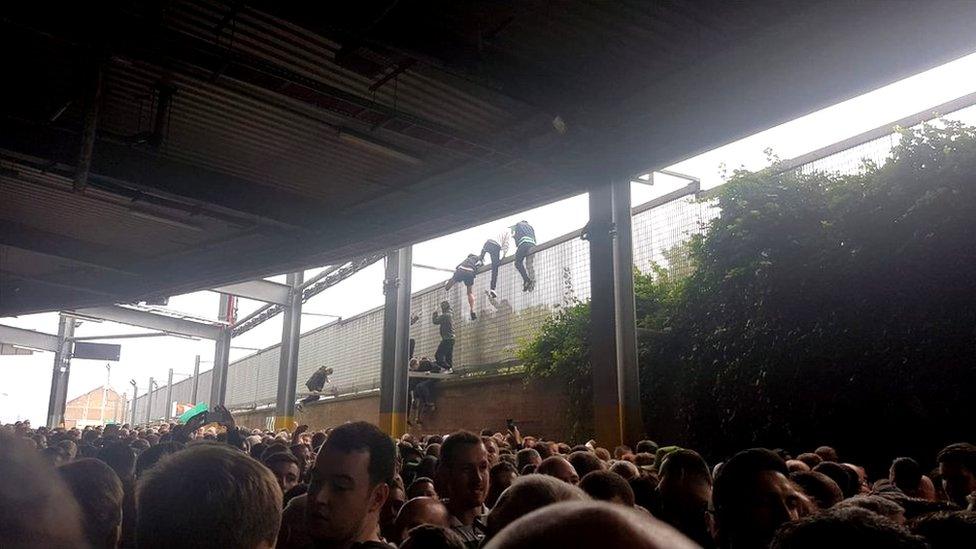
[234,373,571,440]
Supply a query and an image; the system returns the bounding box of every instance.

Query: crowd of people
[2,411,974,548]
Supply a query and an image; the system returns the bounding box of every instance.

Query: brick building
[64,385,126,429]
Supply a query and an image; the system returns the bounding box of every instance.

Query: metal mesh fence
[130,101,976,421]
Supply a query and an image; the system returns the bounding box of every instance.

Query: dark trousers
[435,338,455,370]
[409,338,416,359]
[483,241,501,290]
[515,242,534,284]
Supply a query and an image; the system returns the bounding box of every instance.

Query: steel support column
[129,380,138,426]
[191,355,200,404]
[612,180,644,445]
[165,368,174,421]
[145,377,155,424]
[378,249,401,435]
[391,246,413,438]
[209,294,235,407]
[46,315,75,428]
[273,272,304,430]
[588,183,623,448]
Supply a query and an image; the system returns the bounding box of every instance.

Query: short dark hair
[790,471,843,509]
[568,451,604,478]
[936,442,976,472]
[440,430,483,467]
[491,460,518,480]
[815,446,839,462]
[771,507,926,549]
[659,449,711,484]
[713,448,788,516]
[58,458,124,549]
[797,453,823,468]
[98,441,137,481]
[891,457,922,493]
[400,524,465,549]
[517,448,541,471]
[264,450,301,469]
[406,476,435,498]
[135,441,185,478]
[322,421,396,486]
[911,511,976,549]
[533,441,553,460]
[813,462,858,498]
[635,439,658,454]
[579,470,635,506]
[136,443,282,549]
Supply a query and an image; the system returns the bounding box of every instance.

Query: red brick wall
[234,374,570,440]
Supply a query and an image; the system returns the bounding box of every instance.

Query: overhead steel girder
[0,324,59,352]
[212,279,292,305]
[64,305,224,340]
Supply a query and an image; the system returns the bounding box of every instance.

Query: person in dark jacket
[445,254,481,320]
[511,221,536,292]
[432,301,455,371]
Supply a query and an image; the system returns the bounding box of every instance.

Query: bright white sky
[4,51,976,425]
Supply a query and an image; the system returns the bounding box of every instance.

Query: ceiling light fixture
[128,207,204,232]
[337,129,424,166]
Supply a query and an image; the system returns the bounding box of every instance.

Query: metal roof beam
[213,279,291,305]
[64,305,223,340]
[0,324,59,352]
[0,220,140,275]
[0,118,328,231]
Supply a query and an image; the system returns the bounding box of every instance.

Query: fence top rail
[218,182,704,366]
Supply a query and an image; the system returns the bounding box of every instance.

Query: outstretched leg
[467,285,476,320]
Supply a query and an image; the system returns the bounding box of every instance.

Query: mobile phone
[506,418,516,431]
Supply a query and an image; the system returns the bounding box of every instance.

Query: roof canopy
[3,0,975,315]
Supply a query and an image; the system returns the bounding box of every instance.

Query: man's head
[796,453,823,469]
[436,430,490,511]
[659,448,712,513]
[0,433,86,548]
[135,441,184,478]
[770,507,926,549]
[815,446,839,463]
[393,497,452,545]
[137,443,282,549]
[481,436,500,465]
[890,457,923,495]
[579,470,635,506]
[487,461,519,508]
[936,442,976,508]
[264,451,303,495]
[399,524,465,549]
[484,474,588,543]
[58,458,124,549]
[712,448,803,549]
[407,476,438,499]
[911,510,976,549]
[306,421,395,545]
[568,450,606,479]
[814,461,859,498]
[789,471,843,510]
[834,495,906,525]
[484,500,698,549]
[636,439,659,455]
[537,455,580,485]
[440,300,451,312]
[97,441,137,483]
[610,459,641,480]
[517,448,542,471]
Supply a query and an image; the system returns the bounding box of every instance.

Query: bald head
[484,500,698,549]
[393,497,451,545]
[484,474,588,542]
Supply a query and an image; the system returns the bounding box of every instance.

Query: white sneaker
[487,289,498,299]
